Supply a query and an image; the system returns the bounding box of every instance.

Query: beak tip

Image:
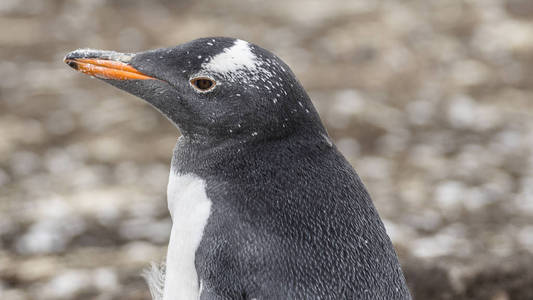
[63,51,80,70]
[65,59,78,70]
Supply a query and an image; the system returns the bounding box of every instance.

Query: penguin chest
[164,171,212,300]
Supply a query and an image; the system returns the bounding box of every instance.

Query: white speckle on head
[200,39,276,84]
[251,132,258,136]
[164,171,212,300]
[197,55,202,59]
[203,40,257,74]
[272,98,277,103]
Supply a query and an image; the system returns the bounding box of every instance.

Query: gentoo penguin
[64,37,411,300]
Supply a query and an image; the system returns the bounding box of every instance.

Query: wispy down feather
[142,262,166,300]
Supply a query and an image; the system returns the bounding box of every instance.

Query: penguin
[64,37,411,300]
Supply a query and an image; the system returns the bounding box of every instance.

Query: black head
[65,37,326,145]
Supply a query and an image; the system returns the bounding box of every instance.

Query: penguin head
[65,37,325,143]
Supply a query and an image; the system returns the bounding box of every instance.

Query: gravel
[1,0,533,299]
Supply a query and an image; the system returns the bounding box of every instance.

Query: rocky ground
[1,0,533,299]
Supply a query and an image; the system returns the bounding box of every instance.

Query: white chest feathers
[163,171,212,300]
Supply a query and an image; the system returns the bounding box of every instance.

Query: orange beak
[64,58,155,80]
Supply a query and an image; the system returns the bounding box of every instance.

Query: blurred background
[1,0,533,299]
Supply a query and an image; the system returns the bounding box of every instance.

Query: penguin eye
[190,77,216,92]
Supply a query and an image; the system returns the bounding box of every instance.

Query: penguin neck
[170,125,330,176]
